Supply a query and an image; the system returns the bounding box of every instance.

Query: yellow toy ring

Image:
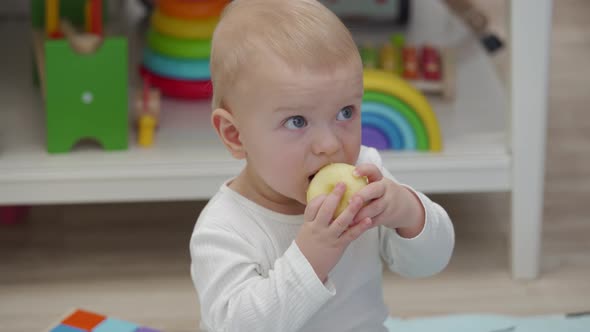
[158,0,230,20]
[151,9,219,40]
[363,70,443,151]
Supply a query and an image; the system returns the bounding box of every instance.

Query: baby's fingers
[353,198,386,224]
[315,182,346,226]
[329,196,363,238]
[304,194,326,222]
[354,163,383,183]
[338,217,373,244]
[352,182,386,205]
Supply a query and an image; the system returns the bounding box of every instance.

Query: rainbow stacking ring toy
[363,101,416,150]
[362,70,443,151]
[362,112,404,150]
[158,0,230,20]
[362,127,389,150]
[140,0,228,100]
[363,91,428,150]
[151,9,218,40]
[142,48,210,80]
[147,28,211,59]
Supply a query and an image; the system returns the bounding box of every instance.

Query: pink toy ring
[140,66,212,100]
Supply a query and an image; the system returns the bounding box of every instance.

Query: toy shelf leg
[509,0,552,280]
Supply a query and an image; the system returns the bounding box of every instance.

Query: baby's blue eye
[284,115,307,129]
[337,106,354,120]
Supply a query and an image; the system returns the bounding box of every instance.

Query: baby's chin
[287,190,304,205]
[291,192,308,209]
[295,195,307,207]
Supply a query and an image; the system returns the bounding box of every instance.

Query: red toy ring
[158,0,230,20]
[140,66,212,100]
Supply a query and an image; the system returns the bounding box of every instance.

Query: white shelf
[0,1,510,205]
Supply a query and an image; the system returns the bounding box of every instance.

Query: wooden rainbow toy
[362,70,442,152]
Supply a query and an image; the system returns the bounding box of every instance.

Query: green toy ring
[147,28,211,60]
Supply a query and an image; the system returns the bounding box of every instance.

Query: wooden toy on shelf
[360,44,379,69]
[361,69,443,152]
[420,45,442,81]
[402,46,420,79]
[390,33,405,76]
[360,34,455,100]
[379,43,396,73]
[414,46,455,100]
[31,0,129,154]
[134,78,161,148]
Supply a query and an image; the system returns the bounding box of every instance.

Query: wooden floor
[1,1,589,331]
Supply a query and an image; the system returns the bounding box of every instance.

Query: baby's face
[228,56,363,209]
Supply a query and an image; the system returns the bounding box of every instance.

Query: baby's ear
[211,108,246,159]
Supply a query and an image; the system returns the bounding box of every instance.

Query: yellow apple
[306,163,368,219]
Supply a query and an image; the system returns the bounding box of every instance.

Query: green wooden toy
[44,38,128,153]
[31,0,129,154]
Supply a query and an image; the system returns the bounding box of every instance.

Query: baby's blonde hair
[210,0,362,110]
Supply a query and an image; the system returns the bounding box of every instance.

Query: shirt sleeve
[358,146,455,278]
[190,223,335,332]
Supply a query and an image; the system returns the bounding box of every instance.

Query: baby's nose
[312,129,340,156]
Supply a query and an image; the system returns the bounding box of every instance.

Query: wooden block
[44,308,162,332]
[61,309,106,330]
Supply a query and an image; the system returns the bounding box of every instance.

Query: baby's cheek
[263,154,293,183]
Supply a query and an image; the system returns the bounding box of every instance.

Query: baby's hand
[295,182,373,283]
[351,164,425,237]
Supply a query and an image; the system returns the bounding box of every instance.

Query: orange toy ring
[158,0,230,20]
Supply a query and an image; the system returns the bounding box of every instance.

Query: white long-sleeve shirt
[190,146,455,332]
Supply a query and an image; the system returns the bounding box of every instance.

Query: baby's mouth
[308,173,317,183]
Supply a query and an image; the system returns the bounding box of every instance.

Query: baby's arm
[378,185,455,278]
[357,147,454,277]
[190,224,334,332]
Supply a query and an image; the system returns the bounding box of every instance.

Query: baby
[190,0,455,331]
